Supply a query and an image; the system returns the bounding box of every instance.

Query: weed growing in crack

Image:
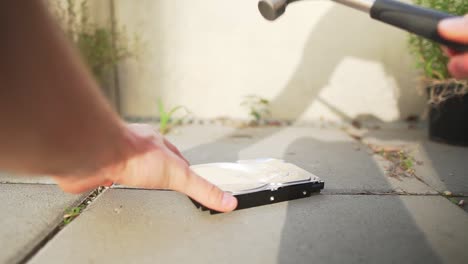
[157,98,189,135]
[63,205,84,225]
[369,145,418,178]
[241,95,271,125]
[62,186,108,226]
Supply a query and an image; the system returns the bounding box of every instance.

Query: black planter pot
[428,84,468,146]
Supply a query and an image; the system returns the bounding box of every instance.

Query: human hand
[53,123,237,213]
[439,15,468,79]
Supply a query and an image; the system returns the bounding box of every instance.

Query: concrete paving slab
[362,129,468,195]
[30,189,468,264]
[0,184,85,264]
[0,171,54,184]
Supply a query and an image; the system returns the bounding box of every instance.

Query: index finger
[174,170,238,213]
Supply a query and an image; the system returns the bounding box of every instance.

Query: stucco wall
[114,0,426,122]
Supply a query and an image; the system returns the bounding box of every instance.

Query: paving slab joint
[322,191,441,196]
[16,186,109,264]
[440,194,467,212]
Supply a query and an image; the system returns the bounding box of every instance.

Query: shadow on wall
[115,2,426,122]
[182,5,427,165]
[114,0,166,115]
[268,4,425,122]
[100,0,125,113]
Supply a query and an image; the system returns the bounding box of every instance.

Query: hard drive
[189,159,324,214]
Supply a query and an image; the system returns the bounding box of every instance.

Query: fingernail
[222,192,237,209]
[440,17,466,31]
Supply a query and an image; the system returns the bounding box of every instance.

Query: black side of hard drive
[190,180,324,214]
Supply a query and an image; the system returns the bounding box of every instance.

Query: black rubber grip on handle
[370,0,468,52]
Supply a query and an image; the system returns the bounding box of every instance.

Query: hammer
[258,0,468,52]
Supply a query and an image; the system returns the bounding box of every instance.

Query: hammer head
[258,0,289,21]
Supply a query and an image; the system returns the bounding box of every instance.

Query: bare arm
[0,0,133,174]
[0,1,237,212]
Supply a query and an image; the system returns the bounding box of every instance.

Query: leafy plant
[409,0,468,103]
[157,99,189,134]
[241,95,271,123]
[50,0,136,87]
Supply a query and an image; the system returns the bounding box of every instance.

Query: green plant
[369,144,417,178]
[157,98,189,134]
[63,205,84,225]
[241,95,271,123]
[409,0,468,103]
[50,0,136,87]
[61,187,107,226]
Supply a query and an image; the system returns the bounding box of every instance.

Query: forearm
[0,1,135,175]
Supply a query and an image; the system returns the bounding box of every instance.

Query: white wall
[114,0,426,122]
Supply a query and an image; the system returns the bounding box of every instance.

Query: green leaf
[252,111,261,121]
[157,98,166,116]
[402,158,414,171]
[167,106,185,117]
[157,99,189,134]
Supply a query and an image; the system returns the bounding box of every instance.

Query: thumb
[439,15,468,44]
[174,170,238,213]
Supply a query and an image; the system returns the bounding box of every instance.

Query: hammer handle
[370,0,468,52]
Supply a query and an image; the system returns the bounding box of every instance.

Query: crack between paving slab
[112,188,450,196]
[114,187,451,196]
[111,186,171,191]
[321,191,440,196]
[16,186,109,264]
[0,182,56,186]
[440,194,467,210]
[321,192,467,212]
